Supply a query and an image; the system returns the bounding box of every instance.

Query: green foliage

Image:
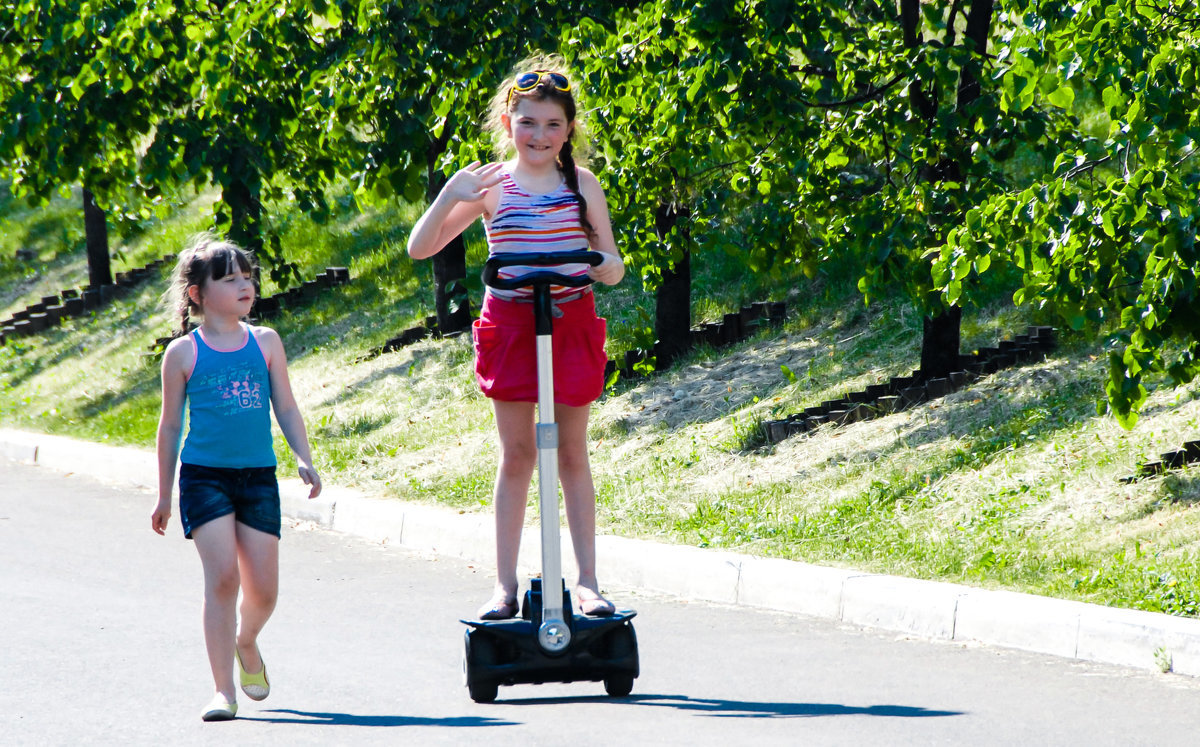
[934,1,1200,426]
[4,0,1200,425]
[782,2,1062,317]
[339,1,637,206]
[135,1,348,284]
[0,1,155,214]
[0,0,352,285]
[566,1,813,290]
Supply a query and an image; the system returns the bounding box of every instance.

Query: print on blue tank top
[180,323,277,469]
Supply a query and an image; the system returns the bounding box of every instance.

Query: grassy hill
[1,183,1198,620]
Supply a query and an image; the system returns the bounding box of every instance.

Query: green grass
[1,181,1198,620]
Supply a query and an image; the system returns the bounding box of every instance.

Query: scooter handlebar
[482,250,604,291]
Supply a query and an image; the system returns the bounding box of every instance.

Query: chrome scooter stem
[535,332,570,653]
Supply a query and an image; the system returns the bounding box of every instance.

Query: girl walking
[152,233,321,721]
[408,55,625,621]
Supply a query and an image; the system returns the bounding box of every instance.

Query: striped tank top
[483,169,591,300]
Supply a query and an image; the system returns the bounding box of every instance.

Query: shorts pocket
[473,319,498,378]
[475,319,522,398]
[588,315,608,370]
[472,319,499,350]
[553,313,607,406]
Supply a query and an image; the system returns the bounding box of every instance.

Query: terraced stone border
[1,255,176,347]
[364,298,788,372]
[1124,440,1200,483]
[606,300,788,381]
[763,325,1059,444]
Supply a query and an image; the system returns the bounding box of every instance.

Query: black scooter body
[463,579,639,703]
[462,251,640,703]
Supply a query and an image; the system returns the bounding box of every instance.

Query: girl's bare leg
[192,514,241,702]
[234,522,279,673]
[555,403,610,609]
[489,400,537,604]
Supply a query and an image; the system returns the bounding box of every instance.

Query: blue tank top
[180,323,276,469]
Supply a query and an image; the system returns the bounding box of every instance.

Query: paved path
[3,460,1200,745]
[4,427,1200,680]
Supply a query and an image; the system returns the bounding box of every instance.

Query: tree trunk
[900,0,995,380]
[920,306,962,380]
[654,203,691,369]
[426,133,470,335]
[432,234,471,334]
[919,0,995,383]
[957,0,995,110]
[222,176,262,257]
[82,188,111,288]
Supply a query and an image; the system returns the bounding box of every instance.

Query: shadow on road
[242,709,519,727]
[498,693,965,719]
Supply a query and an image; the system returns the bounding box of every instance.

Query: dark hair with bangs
[165,232,257,334]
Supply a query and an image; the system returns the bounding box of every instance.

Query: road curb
[4,426,1199,678]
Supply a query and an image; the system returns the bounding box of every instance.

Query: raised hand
[443,161,506,203]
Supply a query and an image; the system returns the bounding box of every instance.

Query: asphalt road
[3,459,1199,745]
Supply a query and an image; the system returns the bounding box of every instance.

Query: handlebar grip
[482,251,604,291]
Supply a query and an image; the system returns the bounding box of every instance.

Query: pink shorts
[473,291,608,407]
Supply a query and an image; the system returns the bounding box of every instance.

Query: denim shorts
[178,463,281,540]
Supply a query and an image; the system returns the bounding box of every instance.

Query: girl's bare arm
[258,327,322,499]
[407,161,505,259]
[153,338,192,534]
[578,167,625,286]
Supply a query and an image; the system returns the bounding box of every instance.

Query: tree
[568,1,1050,379]
[935,0,1200,426]
[777,1,1072,381]
[136,0,346,286]
[0,1,346,291]
[568,0,813,367]
[340,0,518,334]
[0,0,165,288]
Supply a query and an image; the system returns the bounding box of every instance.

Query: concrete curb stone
[599,536,744,605]
[954,589,1087,659]
[3,426,1200,678]
[1076,604,1200,674]
[737,557,857,620]
[841,575,962,640]
[0,437,37,463]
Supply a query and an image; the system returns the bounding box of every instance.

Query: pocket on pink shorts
[473,319,501,395]
[553,313,607,406]
[474,316,537,402]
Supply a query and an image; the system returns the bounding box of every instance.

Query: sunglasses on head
[507,70,570,108]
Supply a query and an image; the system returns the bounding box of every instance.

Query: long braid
[558,140,595,238]
[177,256,204,335]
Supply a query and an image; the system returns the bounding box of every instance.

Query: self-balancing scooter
[462,249,639,703]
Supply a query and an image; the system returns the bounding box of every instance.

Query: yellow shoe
[201,694,237,722]
[235,645,270,701]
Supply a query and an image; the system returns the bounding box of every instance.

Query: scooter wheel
[464,630,499,703]
[601,623,637,697]
[604,675,634,697]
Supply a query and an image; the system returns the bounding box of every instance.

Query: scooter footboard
[463,613,639,688]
